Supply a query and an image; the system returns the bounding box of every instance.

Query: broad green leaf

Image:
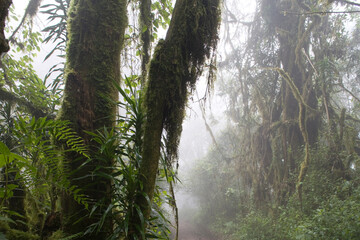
[0,142,10,155]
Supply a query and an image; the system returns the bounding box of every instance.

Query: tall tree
[129,0,221,236]
[57,0,127,238]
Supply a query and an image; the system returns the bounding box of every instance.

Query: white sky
[9,0,61,80]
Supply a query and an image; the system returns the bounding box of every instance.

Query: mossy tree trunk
[0,0,11,54]
[129,0,221,237]
[57,0,127,238]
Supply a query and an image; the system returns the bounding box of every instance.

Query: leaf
[0,141,10,155]
[0,142,13,168]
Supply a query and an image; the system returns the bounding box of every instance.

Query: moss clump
[146,0,221,162]
[47,230,65,240]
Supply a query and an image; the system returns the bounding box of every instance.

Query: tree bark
[57,0,127,238]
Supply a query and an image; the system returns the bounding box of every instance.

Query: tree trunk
[57,0,127,238]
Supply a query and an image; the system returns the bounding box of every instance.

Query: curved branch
[283,10,360,15]
[8,0,42,43]
[0,87,52,118]
[269,68,313,208]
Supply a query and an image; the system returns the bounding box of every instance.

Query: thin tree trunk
[139,0,152,87]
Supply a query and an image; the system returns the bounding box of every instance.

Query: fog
[174,1,256,238]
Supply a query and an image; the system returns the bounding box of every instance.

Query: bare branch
[337,0,360,7]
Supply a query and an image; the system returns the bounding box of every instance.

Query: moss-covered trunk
[57,0,127,238]
[260,0,321,205]
[0,0,11,54]
[129,0,221,237]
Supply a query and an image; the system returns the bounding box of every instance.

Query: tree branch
[283,10,360,15]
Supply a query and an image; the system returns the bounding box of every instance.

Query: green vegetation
[2,0,360,239]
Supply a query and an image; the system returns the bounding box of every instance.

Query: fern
[84,78,174,239]
[11,117,90,211]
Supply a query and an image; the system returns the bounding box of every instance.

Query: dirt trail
[178,221,218,240]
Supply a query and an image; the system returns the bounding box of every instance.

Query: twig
[282,10,360,15]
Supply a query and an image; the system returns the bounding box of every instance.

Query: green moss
[0,0,11,53]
